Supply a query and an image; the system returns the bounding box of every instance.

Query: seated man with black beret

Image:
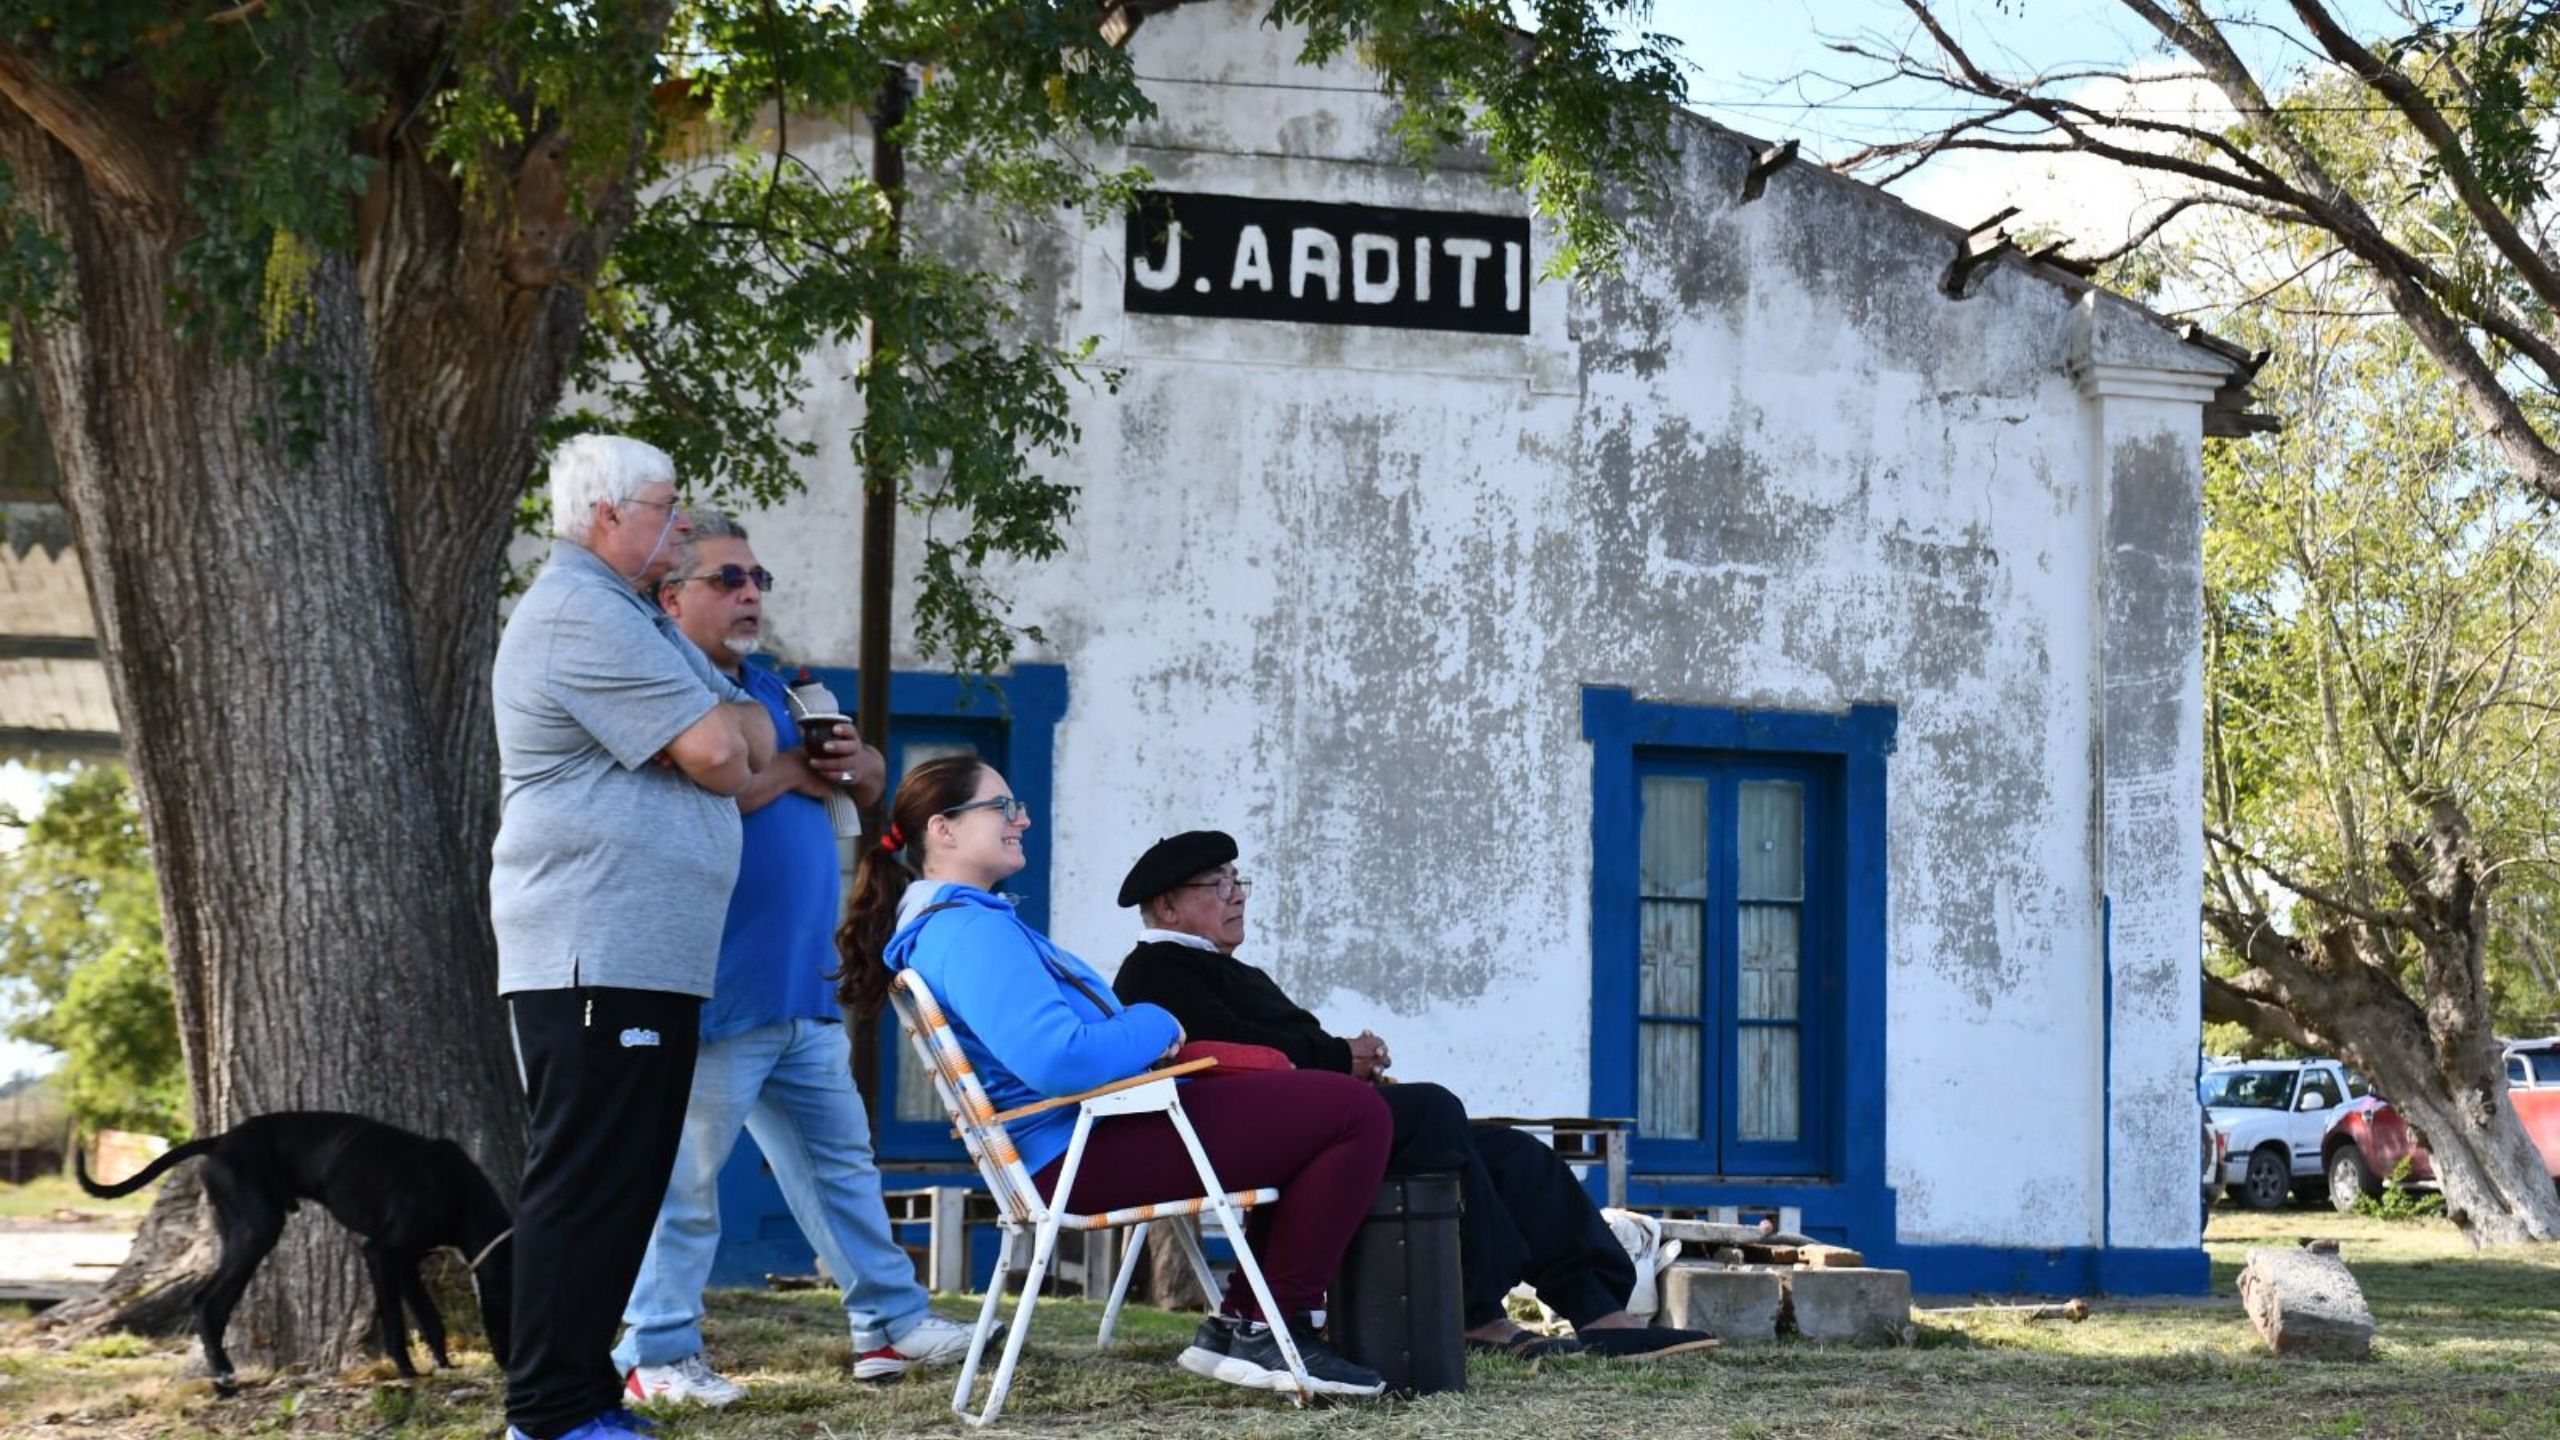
[1112,831,1715,1362]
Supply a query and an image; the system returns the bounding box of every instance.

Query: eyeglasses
[1173,874,1253,900]
[669,563,775,594]
[617,495,681,516]
[944,795,1031,824]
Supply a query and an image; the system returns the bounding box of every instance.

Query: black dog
[78,1111,514,1392]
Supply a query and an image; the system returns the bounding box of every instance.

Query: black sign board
[1123,191,1531,336]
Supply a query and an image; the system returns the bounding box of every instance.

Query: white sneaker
[625,1353,746,1407]
[854,1314,988,1380]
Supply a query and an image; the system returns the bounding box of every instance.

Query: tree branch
[2281,0,2560,329]
[2201,964,2324,1052]
[2206,825,2422,929]
[0,55,183,219]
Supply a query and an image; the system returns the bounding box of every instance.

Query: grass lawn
[2,1209,2553,1440]
[0,1175,153,1222]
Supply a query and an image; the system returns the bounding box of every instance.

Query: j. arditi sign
[1124,191,1530,336]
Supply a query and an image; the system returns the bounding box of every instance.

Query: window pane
[1738,904,1799,1020]
[1737,780,1803,900]
[1737,1027,1800,1142]
[1640,1022,1702,1140]
[1641,901,1702,1015]
[895,1039,950,1125]
[1641,776,1708,899]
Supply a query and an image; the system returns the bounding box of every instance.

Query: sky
[1637,0,2406,246]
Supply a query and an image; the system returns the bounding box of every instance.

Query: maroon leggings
[1031,1069,1390,1320]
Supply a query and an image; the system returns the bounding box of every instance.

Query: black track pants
[504,986,701,1439]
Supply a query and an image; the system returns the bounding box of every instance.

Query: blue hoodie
[884,884,1183,1175]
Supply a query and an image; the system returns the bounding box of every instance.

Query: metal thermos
[783,670,863,840]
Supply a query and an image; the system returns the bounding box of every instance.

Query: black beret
[1117,830,1239,908]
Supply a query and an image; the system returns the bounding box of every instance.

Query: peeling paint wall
[735,0,2223,1255]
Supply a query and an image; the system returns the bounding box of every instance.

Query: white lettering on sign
[1290,227,1341,301]
[1124,192,1530,334]
[1231,225,1274,292]
[1442,238,1492,309]
[1132,222,1184,292]
[1351,234,1398,304]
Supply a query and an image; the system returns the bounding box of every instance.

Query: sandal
[1575,1324,1719,1360]
[1464,1330,1583,1361]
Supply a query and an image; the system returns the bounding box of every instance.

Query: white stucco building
[717,1,2254,1294]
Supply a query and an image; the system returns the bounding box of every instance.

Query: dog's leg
[363,1243,420,1379]
[196,1174,283,1396]
[395,1254,452,1370]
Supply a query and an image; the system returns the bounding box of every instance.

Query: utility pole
[852,64,912,1116]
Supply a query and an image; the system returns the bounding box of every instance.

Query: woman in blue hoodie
[836,756,1393,1397]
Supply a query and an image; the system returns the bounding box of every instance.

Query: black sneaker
[1204,1316,1386,1398]
[1175,1313,1237,1380]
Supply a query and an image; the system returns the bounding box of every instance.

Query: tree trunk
[3,112,524,1373]
[2380,1082,2560,1245]
[360,124,632,967]
[2205,802,2560,1246]
[2211,940,2560,1243]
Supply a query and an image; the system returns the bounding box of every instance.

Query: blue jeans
[613,1018,930,1367]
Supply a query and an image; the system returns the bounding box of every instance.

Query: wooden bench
[1468,1115,1635,1208]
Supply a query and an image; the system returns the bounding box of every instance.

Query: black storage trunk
[1329,1171,1465,1395]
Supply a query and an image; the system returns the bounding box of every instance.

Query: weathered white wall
[735,0,2221,1255]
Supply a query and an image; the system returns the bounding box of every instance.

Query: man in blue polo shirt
[614,512,977,1406]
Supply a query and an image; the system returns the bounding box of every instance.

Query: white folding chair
[888,968,1313,1425]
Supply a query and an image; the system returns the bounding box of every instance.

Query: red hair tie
[881,823,905,852]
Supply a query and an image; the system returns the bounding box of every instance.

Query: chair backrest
[889,968,1049,1223]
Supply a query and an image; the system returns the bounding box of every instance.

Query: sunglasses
[671,563,776,593]
[944,795,1031,824]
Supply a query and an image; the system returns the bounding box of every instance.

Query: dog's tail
[74,1135,218,1199]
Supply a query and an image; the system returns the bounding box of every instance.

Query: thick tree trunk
[3,114,523,1372]
[360,125,625,952]
[3,7,662,1375]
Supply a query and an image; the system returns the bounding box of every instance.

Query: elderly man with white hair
[489,435,775,1440]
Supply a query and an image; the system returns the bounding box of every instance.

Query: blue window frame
[793,662,1067,1163]
[1584,689,1898,1245]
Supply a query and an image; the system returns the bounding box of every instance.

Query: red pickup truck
[2321,1040,2560,1211]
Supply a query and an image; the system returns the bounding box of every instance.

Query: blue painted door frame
[1584,689,1898,1249]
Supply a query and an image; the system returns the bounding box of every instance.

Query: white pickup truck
[2200,1059,2367,1210]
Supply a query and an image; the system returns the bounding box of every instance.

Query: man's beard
[722,632,763,658]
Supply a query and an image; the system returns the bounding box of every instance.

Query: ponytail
[835,754,991,1019]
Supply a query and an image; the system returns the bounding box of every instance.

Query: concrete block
[1785,1266,1912,1345]
[1657,1263,1782,1344]
[2238,1247,2373,1360]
